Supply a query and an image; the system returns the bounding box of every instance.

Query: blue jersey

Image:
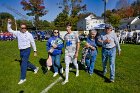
[86,37,98,57]
[47,36,64,55]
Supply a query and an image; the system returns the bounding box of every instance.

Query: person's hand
[49,48,54,53]
[8,19,12,23]
[104,38,111,43]
[74,51,78,58]
[52,44,57,48]
[98,39,103,43]
[90,46,96,50]
[34,51,37,56]
[104,37,111,43]
[85,43,90,48]
[118,51,121,56]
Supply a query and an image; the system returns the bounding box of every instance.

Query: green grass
[0,41,140,93]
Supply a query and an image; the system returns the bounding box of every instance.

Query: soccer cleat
[34,67,39,74]
[18,79,26,85]
[76,70,79,77]
[62,80,69,85]
[53,72,58,77]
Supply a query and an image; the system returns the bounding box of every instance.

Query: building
[119,16,140,31]
[77,14,104,31]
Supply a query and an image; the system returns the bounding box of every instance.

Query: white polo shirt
[7,23,37,51]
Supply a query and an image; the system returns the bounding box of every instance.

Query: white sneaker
[53,72,58,77]
[34,67,39,74]
[62,80,69,85]
[69,67,73,71]
[76,70,79,77]
[18,79,26,84]
[60,67,63,74]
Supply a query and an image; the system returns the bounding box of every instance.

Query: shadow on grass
[39,58,55,74]
[94,69,111,83]
[19,90,24,93]
[39,58,48,74]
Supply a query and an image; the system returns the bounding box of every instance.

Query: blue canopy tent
[93,23,106,29]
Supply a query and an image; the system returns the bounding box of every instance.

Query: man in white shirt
[98,24,121,83]
[7,19,39,85]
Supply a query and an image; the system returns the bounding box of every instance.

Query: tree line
[0,0,140,32]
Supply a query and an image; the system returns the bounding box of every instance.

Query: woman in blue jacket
[46,29,64,77]
[85,30,98,75]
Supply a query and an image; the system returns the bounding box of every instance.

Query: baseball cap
[105,24,113,29]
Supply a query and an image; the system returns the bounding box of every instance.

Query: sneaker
[110,79,114,83]
[18,79,26,84]
[62,80,69,85]
[53,72,58,77]
[89,73,93,76]
[60,67,63,74]
[34,67,39,74]
[76,70,79,77]
[69,67,73,71]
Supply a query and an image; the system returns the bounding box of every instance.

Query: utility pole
[103,0,108,24]
[104,0,106,23]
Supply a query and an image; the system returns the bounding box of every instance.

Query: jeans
[51,54,62,73]
[85,51,97,74]
[20,48,36,80]
[102,47,116,80]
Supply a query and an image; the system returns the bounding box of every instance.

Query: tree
[131,0,140,16]
[58,0,86,30]
[21,0,48,29]
[54,12,69,30]
[108,14,121,28]
[102,10,112,18]
[0,12,14,32]
[115,0,130,9]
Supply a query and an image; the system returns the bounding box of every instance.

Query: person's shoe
[60,67,63,74]
[62,80,69,85]
[18,79,26,85]
[34,67,39,74]
[89,73,93,76]
[76,70,79,77]
[53,72,58,77]
[69,67,73,71]
[110,79,114,83]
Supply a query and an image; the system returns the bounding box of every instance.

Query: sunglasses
[21,28,26,29]
[54,32,58,33]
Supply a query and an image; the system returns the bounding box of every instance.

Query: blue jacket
[86,37,98,57]
[46,36,64,56]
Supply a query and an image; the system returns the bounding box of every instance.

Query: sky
[0,0,136,22]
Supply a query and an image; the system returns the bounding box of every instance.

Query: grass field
[0,41,140,93]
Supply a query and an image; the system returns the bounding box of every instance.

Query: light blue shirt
[99,31,121,51]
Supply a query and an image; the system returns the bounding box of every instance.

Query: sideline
[40,76,63,93]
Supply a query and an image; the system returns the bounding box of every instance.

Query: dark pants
[20,48,36,80]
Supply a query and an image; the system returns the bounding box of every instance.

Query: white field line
[40,76,63,93]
